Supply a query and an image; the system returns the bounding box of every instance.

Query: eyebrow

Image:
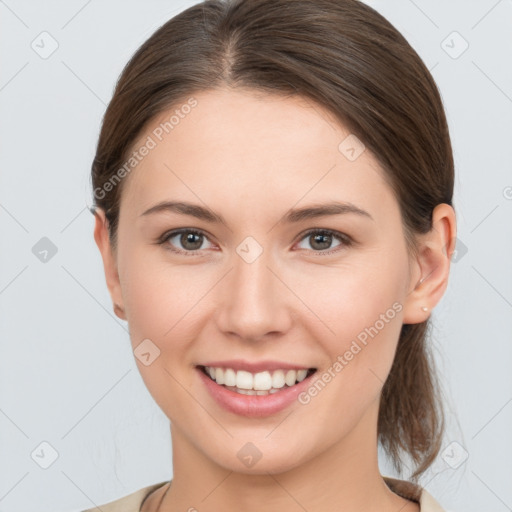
[140,200,373,224]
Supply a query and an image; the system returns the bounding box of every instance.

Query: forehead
[136,87,347,158]
[120,87,395,220]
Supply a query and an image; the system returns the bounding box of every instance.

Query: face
[100,88,426,474]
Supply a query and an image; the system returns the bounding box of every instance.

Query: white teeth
[215,367,225,385]
[203,366,313,391]
[224,368,236,387]
[236,370,254,390]
[285,370,297,386]
[224,386,284,396]
[296,369,308,382]
[272,370,286,389]
[253,371,272,391]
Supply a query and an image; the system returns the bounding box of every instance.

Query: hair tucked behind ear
[91,0,453,480]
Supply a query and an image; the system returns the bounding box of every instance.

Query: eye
[158,228,214,255]
[295,229,352,255]
[157,227,353,256]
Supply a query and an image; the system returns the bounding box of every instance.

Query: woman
[86,0,456,510]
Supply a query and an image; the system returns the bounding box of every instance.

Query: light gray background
[0,1,511,511]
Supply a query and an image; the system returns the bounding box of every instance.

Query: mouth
[197,365,317,396]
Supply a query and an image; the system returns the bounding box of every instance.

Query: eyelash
[156,228,353,256]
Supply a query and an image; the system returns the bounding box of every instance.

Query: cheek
[118,247,214,381]
[294,252,407,340]
[119,241,191,331]
[297,250,408,398]
[118,253,205,416]
[296,277,405,440]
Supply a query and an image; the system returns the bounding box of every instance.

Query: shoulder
[383,476,446,512]
[81,481,169,512]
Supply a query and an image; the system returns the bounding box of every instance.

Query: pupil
[312,233,331,250]
[182,232,202,250]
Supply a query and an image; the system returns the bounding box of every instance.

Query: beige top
[81,476,445,511]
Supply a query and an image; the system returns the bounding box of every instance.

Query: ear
[402,203,457,324]
[92,208,127,321]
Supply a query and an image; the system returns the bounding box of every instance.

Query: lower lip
[196,366,316,418]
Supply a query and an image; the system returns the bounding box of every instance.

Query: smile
[200,365,316,395]
[196,363,318,417]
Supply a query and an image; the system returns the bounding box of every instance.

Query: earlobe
[92,208,127,321]
[402,203,457,325]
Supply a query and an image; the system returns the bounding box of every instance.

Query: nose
[214,247,293,342]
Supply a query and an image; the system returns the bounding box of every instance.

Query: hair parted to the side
[91,0,453,482]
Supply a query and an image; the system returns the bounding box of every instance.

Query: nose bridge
[234,246,273,302]
[216,240,291,340]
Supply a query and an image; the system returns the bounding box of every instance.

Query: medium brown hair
[91,0,453,481]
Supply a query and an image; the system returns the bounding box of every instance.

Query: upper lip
[198,359,316,373]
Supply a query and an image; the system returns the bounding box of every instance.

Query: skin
[94,88,456,512]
